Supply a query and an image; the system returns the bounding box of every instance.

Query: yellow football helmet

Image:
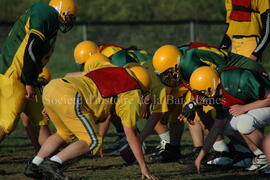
[190,66,220,97]
[152,45,182,87]
[127,64,152,91]
[49,0,77,33]
[152,45,182,74]
[74,41,99,64]
[99,44,123,58]
[84,53,110,71]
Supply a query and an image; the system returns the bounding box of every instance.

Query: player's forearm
[124,125,147,168]
[140,112,163,141]
[21,33,44,85]
[243,97,270,112]
[202,118,227,153]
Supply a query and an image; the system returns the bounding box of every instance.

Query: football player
[109,47,187,162]
[0,0,77,146]
[69,41,126,153]
[189,66,270,173]
[220,0,270,61]
[24,60,158,180]
[152,43,267,166]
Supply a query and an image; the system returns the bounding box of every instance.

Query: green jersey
[110,49,152,67]
[0,2,58,79]
[179,42,266,83]
[215,67,270,119]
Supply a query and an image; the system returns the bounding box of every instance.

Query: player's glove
[181,101,198,122]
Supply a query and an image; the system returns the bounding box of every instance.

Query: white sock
[159,131,170,143]
[213,140,229,152]
[253,149,263,156]
[50,155,63,164]
[233,144,251,153]
[32,156,44,166]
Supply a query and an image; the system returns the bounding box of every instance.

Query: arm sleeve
[29,4,50,40]
[202,118,228,153]
[21,33,44,85]
[252,9,270,58]
[116,90,141,128]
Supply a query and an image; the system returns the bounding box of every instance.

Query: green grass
[0,120,269,180]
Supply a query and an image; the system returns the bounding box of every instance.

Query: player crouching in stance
[190,66,270,173]
[24,60,158,180]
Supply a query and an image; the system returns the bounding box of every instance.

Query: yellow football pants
[231,37,257,58]
[0,74,26,134]
[43,79,102,155]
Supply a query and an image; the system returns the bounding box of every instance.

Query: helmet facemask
[59,12,76,33]
[191,83,221,106]
[157,64,181,87]
[49,0,77,33]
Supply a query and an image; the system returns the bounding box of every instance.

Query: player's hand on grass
[25,85,36,99]
[141,166,159,180]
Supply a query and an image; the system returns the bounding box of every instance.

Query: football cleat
[233,158,253,168]
[24,161,42,179]
[206,151,234,166]
[149,143,181,163]
[39,159,69,180]
[150,140,168,157]
[259,166,270,174]
[245,154,268,171]
[232,151,253,168]
[154,140,168,153]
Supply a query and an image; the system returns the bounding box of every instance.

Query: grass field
[0,119,269,180]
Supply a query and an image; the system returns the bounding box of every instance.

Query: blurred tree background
[0,0,269,77]
[0,0,225,21]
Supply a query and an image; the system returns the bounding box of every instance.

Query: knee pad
[236,114,256,134]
